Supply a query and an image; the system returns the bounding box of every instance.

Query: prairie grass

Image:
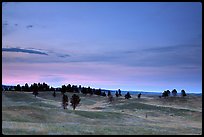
[2,91,202,135]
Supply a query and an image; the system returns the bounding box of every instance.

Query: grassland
[2,91,202,135]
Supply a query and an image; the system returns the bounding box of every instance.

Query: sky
[2,2,202,93]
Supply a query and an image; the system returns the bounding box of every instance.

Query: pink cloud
[2,61,200,92]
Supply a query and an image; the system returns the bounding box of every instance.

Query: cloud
[57,54,70,58]
[3,22,8,26]
[26,25,33,29]
[2,44,201,71]
[121,44,202,68]
[2,47,48,55]
[2,46,72,64]
[143,44,201,53]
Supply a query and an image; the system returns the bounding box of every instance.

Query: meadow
[2,91,202,135]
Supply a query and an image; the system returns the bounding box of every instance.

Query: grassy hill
[2,91,202,135]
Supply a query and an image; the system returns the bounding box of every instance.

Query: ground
[2,91,202,135]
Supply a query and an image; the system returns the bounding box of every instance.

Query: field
[2,91,202,135]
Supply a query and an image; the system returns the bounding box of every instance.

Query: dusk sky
[2,2,202,93]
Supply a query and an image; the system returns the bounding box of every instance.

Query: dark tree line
[60,84,115,98]
[4,83,124,99]
[10,82,52,92]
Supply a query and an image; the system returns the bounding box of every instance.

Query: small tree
[118,89,122,96]
[107,91,111,97]
[62,94,68,109]
[181,89,187,97]
[172,89,177,97]
[162,90,168,98]
[115,91,119,97]
[61,85,66,94]
[25,83,29,91]
[166,90,171,96]
[70,94,81,110]
[138,93,141,98]
[125,92,131,99]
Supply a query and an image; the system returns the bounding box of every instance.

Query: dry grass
[2,91,202,135]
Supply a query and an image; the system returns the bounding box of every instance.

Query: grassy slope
[2,91,202,135]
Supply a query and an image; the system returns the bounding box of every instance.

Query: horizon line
[2,83,202,94]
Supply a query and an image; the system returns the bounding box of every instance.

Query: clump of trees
[60,84,111,98]
[6,83,115,99]
[161,89,187,98]
[115,89,122,97]
[125,92,131,99]
[9,82,52,92]
[70,94,81,110]
[162,90,170,98]
[171,89,177,97]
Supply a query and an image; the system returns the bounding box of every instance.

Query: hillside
[2,91,202,135]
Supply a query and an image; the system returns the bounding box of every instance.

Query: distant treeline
[2,82,122,97]
[2,82,187,98]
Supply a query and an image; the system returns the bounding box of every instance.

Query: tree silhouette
[50,87,55,91]
[87,86,91,94]
[107,91,112,96]
[166,90,171,96]
[64,84,72,92]
[138,93,141,98]
[94,88,101,96]
[118,89,122,96]
[115,91,119,97]
[24,83,29,91]
[61,85,66,94]
[62,94,68,109]
[162,90,169,98]
[181,89,187,97]
[70,94,81,110]
[172,89,177,97]
[125,92,131,99]
[15,84,21,91]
